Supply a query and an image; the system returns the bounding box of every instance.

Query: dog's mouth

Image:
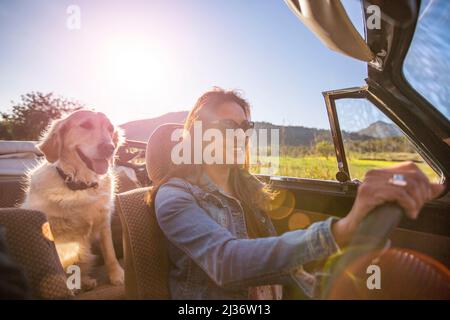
[76,148,110,175]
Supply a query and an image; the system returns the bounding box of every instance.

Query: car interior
[0,0,449,300]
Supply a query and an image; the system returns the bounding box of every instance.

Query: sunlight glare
[95,37,173,122]
[103,40,168,95]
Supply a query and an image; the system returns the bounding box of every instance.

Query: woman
[150,88,444,300]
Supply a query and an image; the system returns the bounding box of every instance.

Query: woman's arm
[155,182,339,291]
[155,162,444,294]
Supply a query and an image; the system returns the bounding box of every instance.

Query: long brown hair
[148,87,275,211]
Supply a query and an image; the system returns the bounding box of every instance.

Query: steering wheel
[321,203,404,299]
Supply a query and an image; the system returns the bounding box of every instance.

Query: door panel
[263,178,450,268]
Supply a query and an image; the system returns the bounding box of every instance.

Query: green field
[250,155,440,183]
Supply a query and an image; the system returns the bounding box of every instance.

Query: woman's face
[206,101,249,166]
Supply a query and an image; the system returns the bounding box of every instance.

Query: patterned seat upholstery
[0,207,127,300]
[0,208,73,299]
[115,187,170,299]
[0,177,26,209]
[0,169,133,299]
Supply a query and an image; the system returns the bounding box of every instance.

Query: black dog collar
[56,167,98,191]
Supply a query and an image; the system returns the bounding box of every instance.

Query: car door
[269,0,450,271]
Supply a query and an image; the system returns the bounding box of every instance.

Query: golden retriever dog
[21,110,124,290]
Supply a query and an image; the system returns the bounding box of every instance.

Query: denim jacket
[154,173,340,299]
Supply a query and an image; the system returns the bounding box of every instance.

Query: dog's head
[37,110,124,175]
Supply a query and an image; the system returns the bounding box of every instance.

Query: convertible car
[0,0,449,299]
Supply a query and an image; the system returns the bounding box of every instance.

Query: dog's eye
[80,121,93,130]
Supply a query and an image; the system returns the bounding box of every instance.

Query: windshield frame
[363,0,450,190]
[402,0,450,123]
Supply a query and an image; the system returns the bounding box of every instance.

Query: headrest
[145,123,184,185]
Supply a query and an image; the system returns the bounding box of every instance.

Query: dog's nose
[98,143,115,157]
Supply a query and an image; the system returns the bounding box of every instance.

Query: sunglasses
[207,119,255,132]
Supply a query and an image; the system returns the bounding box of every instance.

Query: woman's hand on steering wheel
[332,161,445,247]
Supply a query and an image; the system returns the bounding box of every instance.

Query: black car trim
[364,0,450,189]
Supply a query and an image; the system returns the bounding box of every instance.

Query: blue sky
[0,0,367,128]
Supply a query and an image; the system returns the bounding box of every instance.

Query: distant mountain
[357,120,402,138]
[253,121,368,146]
[120,112,390,146]
[120,112,336,146]
[120,111,188,142]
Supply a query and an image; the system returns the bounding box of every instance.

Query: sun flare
[95,37,173,121]
[101,40,168,95]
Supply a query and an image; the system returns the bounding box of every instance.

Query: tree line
[0,92,83,140]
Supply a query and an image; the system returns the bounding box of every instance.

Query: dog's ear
[37,118,66,163]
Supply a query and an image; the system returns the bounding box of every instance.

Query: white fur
[21,110,124,291]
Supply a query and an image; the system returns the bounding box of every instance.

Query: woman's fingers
[349,162,445,233]
[374,162,436,204]
[376,185,419,219]
[343,162,445,244]
[408,168,431,203]
[405,171,430,204]
[430,183,445,199]
[402,178,423,212]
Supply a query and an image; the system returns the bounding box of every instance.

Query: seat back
[0,177,26,208]
[115,187,170,299]
[0,208,73,299]
[116,123,183,299]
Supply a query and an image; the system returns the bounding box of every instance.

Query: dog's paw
[108,265,124,286]
[81,277,98,291]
